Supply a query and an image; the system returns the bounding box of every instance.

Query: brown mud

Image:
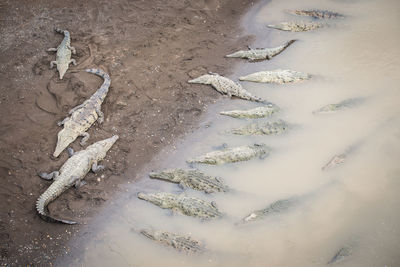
[0,0,257,265]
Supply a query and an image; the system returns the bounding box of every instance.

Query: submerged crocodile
[220,105,279,119]
[137,192,222,219]
[313,98,364,114]
[241,198,298,223]
[188,73,265,102]
[53,68,111,157]
[140,228,205,253]
[288,9,344,19]
[322,153,347,170]
[48,28,76,79]
[239,69,311,84]
[149,169,228,193]
[328,246,352,264]
[226,40,296,62]
[228,120,288,136]
[37,135,119,224]
[267,21,322,32]
[187,143,270,165]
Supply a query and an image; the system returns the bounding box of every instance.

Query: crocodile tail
[36,193,77,225]
[54,28,70,38]
[85,68,111,91]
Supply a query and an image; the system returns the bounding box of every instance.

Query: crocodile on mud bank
[287,9,344,19]
[54,68,111,157]
[137,192,222,220]
[187,143,270,165]
[228,120,288,136]
[48,28,76,79]
[267,21,322,32]
[140,228,205,253]
[239,69,311,84]
[188,73,266,102]
[220,105,279,119]
[225,40,296,62]
[36,135,119,224]
[149,169,229,193]
[241,197,298,223]
[313,98,364,114]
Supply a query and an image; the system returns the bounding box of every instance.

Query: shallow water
[60,0,400,266]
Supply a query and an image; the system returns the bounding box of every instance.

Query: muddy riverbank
[0,0,259,265]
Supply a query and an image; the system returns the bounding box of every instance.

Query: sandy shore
[0,0,258,265]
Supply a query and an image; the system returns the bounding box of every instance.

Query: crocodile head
[137,192,176,208]
[149,169,184,183]
[53,128,79,157]
[140,229,159,241]
[93,135,119,151]
[188,74,214,85]
[57,63,69,79]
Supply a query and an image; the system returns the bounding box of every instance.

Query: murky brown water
[61,0,400,266]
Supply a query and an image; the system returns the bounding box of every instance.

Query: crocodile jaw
[53,128,78,157]
[188,75,212,85]
[149,170,181,183]
[57,63,68,79]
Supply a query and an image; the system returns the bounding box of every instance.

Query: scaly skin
[288,9,344,19]
[54,68,111,157]
[226,40,296,62]
[313,98,364,114]
[268,21,322,32]
[149,168,228,193]
[188,73,265,102]
[37,135,119,224]
[140,229,205,253]
[229,120,288,136]
[48,28,76,79]
[220,105,279,119]
[137,192,222,219]
[241,198,298,223]
[187,143,270,165]
[239,69,311,84]
[328,246,352,264]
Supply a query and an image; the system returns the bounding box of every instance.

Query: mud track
[0,0,256,265]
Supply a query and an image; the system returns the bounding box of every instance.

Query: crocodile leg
[68,45,76,54]
[70,59,77,66]
[74,180,86,189]
[67,147,75,157]
[38,171,59,181]
[57,117,69,126]
[91,162,105,173]
[69,103,85,114]
[50,61,57,69]
[80,132,90,146]
[47,48,58,52]
[95,106,104,124]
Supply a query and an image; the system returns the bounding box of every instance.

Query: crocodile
[53,68,111,157]
[187,143,270,165]
[313,98,364,114]
[241,198,298,223]
[267,21,322,32]
[220,105,279,119]
[288,9,344,19]
[228,120,288,136]
[149,168,229,193]
[140,228,205,253]
[36,135,119,224]
[322,153,346,170]
[239,69,311,84]
[48,28,77,79]
[137,192,222,220]
[328,246,352,264]
[188,73,265,102]
[225,40,296,62]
